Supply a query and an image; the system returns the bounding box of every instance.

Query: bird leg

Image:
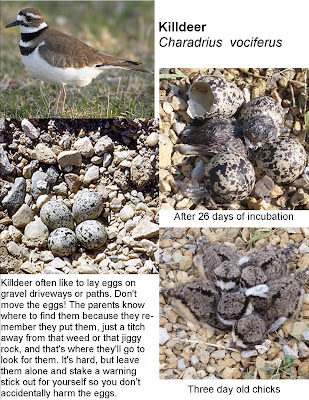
[54,85,62,115]
[61,84,67,114]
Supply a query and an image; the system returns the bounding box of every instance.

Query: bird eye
[26,16,32,22]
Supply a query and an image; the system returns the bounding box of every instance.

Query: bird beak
[5,20,20,28]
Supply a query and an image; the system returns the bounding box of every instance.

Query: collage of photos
[0,0,309,392]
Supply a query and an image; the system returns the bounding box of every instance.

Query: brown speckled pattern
[190,76,245,118]
[252,136,307,184]
[205,153,255,203]
[240,96,284,127]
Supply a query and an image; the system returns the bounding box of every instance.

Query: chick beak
[5,20,20,28]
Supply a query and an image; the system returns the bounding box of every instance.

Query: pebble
[40,201,74,230]
[76,220,107,250]
[291,322,309,340]
[21,119,40,139]
[159,327,171,345]
[146,132,159,146]
[43,266,65,274]
[131,220,159,240]
[2,177,26,212]
[83,165,100,184]
[94,136,114,155]
[23,218,49,248]
[211,350,226,360]
[298,342,309,358]
[74,137,94,157]
[7,241,26,259]
[119,205,135,221]
[64,173,81,193]
[0,146,14,175]
[177,359,186,370]
[35,143,57,164]
[12,204,34,228]
[8,225,22,242]
[48,228,77,257]
[31,171,49,199]
[283,344,299,359]
[72,191,104,224]
[130,155,154,189]
[302,331,309,341]
[58,150,82,167]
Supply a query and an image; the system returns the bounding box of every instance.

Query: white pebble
[146,132,159,146]
[159,327,170,345]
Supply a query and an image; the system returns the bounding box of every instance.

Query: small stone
[241,349,258,358]
[83,165,100,184]
[94,136,114,155]
[74,137,94,157]
[8,225,22,242]
[162,101,173,114]
[298,362,309,378]
[21,119,40,139]
[53,182,68,196]
[255,339,271,354]
[253,176,274,199]
[270,185,284,198]
[256,356,268,379]
[177,359,186,370]
[159,327,170,345]
[2,177,26,212]
[31,171,49,199]
[0,146,14,175]
[39,251,54,262]
[298,342,309,358]
[302,331,309,341]
[42,266,65,274]
[64,173,81,193]
[172,121,186,135]
[77,264,98,274]
[12,204,34,228]
[7,241,26,259]
[146,132,159,146]
[159,136,173,169]
[130,155,154,189]
[58,150,82,167]
[119,205,135,221]
[47,257,66,269]
[291,322,309,340]
[282,344,298,359]
[131,220,159,240]
[171,96,187,111]
[23,218,49,248]
[35,143,57,164]
[20,261,36,273]
[210,350,225,360]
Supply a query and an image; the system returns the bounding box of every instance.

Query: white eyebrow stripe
[26,13,41,19]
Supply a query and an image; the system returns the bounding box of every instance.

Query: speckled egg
[187,76,245,120]
[76,220,107,250]
[40,201,74,231]
[205,153,256,203]
[252,136,307,184]
[240,96,284,127]
[72,191,104,224]
[48,228,77,257]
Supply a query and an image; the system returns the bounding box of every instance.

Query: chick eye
[26,16,32,22]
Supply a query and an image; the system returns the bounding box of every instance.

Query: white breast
[21,45,103,87]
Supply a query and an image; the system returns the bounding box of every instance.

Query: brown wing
[39,28,150,72]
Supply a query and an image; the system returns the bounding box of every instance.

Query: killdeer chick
[250,275,305,333]
[217,292,253,327]
[232,314,267,348]
[5,8,151,114]
[240,264,269,297]
[161,280,228,330]
[238,245,296,281]
[213,260,241,292]
[197,237,240,279]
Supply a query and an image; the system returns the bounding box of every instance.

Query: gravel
[0,118,158,274]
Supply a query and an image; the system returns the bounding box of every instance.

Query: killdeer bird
[217,292,253,327]
[5,8,151,114]
[161,280,228,330]
[232,314,267,348]
[213,260,241,292]
[197,237,240,279]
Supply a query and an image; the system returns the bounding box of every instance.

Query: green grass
[261,355,295,379]
[0,1,154,118]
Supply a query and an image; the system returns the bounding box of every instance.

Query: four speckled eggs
[42,191,106,256]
